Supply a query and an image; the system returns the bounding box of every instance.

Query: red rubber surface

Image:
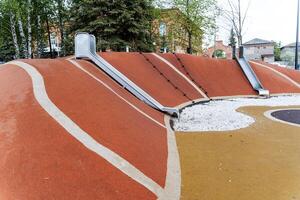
[160,53,257,97]
[70,59,165,124]
[254,61,300,84]
[0,61,167,199]
[2,53,300,199]
[250,62,300,94]
[100,52,205,107]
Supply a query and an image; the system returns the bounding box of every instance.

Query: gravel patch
[174,95,300,132]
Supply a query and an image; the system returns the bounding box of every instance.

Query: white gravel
[174,95,300,132]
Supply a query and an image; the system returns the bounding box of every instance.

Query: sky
[217,0,298,46]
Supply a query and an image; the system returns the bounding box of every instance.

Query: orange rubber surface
[69,59,165,124]
[100,52,205,107]
[1,53,300,199]
[255,61,300,84]
[0,61,167,199]
[159,53,257,97]
[250,62,300,94]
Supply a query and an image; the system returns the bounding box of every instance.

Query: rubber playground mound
[0,53,300,199]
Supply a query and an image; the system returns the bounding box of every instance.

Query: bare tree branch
[221,0,250,46]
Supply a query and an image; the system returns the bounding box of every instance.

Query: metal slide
[235,48,269,96]
[75,32,179,117]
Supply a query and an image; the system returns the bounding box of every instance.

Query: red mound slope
[159,53,257,97]
[0,60,169,200]
[254,61,300,84]
[159,53,300,96]
[1,53,300,199]
[100,52,206,107]
[250,61,300,94]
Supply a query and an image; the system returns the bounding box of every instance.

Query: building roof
[243,38,274,45]
[282,42,300,48]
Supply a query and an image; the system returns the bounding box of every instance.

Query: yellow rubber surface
[176,106,300,200]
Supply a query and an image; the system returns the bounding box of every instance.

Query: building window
[50,33,58,48]
[159,22,167,36]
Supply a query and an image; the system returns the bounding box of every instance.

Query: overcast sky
[217,0,298,46]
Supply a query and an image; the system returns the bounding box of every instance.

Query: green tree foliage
[0,0,217,60]
[0,0,70,61]
[228,28,236,47]
[172,0,219,53]
[0,0,21,59]
[213,49,226,58]
[274,41,281,61]
[69,0,155,52]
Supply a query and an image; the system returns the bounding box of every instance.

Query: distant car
[0,61,5,65]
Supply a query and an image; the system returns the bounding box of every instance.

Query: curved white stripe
[8,61,165,198]
[69,60,181,200]
[152,53,208,99]
[250,61,300,88]
[158,116,181,200]
[68,60,165,128]
[66,56,75,60]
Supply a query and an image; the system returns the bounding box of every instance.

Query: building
[152,8,203,55]
[243,38,275,63]
[44,32,61,54]
[43,25,62,56]
[204,40,233,59]
[280,42,300,67]
[281,42,299,55]
[281,42,299,59]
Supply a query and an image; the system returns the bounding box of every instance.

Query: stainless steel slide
[75,33,179,117]
[236,52,269,96]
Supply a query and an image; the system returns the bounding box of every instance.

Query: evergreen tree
[228,28,236,47]
[69,0,155,52]
[274,41,281,61]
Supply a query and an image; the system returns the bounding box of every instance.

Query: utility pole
[238,0,242,46]
[295,0,300,70]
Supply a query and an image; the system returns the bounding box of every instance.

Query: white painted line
[8,61,165,198]
[152,53,209,99]
[66,56,75,60]
[69,60,181,200]
[159,116,181,200]
[68,60,166,128]
[264,108,300,128]
[250,61,300,88]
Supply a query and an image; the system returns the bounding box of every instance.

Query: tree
[281,51,295,67]
[0,0,72,60]
[213,49,226,58]
[0,39,15,61]
[55,0,69,56]
[274,41,281,61]
[27,0,32,58]
[173,0,219,54]
[9,11,20,59]
[0,0,21,59]
[222,0,251,46]
[228,27,236,47]
[0,11,15,62]
[69,0,155,52]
